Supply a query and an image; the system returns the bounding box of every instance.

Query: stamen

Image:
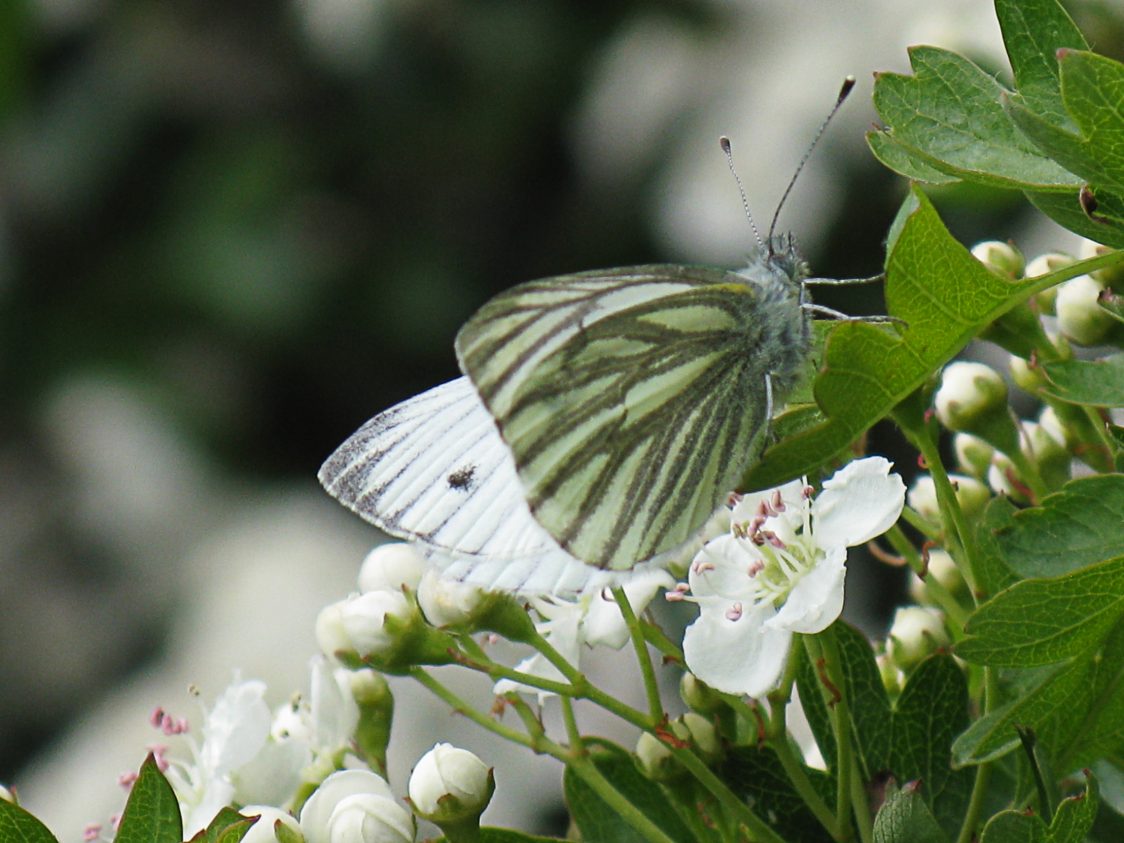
[732,521,749,539]
[771,490,786,511]
[803,485,815,499]
[83,825,102,842]
[117,772,137,789]
[747,559,765,577]
[693,559,715,574]
[726,602,744,621]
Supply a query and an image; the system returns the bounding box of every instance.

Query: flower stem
[956,668,998,843]
[613,586,665,724]
[884,524,969,629]
[567,756,682,843]
[408,668,543,753]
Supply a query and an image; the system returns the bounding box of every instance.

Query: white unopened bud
[876,652,904,695]
[635,731,678,782]
[887,607,950,671]
[934,362,1008,433]
[1025,252,1076,315]
[317,591,415,660]
[1056,274,1114,346]
[971,240,1024,278]
[1078,238,1124,286]
[1038,406,1069,450]
[358,543,428,594]
[417,570,488,629]
[987,453,1029,504]
[908,474,989,521]
[672,713,721,763]
[909,549,965,604]
[408,743,493,822]
[953,433,994,479]
[0,785,13,803]
[240,805,302,843]
[300,770,412,843]
[1020,421,1070,488]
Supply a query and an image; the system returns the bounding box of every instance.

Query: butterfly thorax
[736,235,812,397]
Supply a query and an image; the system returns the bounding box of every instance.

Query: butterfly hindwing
[455,265,791,570]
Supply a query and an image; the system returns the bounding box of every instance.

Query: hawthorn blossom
[679,457,905,698]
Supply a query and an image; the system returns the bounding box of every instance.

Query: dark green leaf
[745,187,1037,489]
[889,656,972,830]
[957,556,1124,666]
[1025,188,1124,248]
[0,798,60,843]
[871,46,1079,189]
[996,0,1089,127]
[974,496,1021,599]
[114,754,183,843]
[722,746,833,843]
[1041,355,1124,407]
[187,807,256,843]
[980,809,1050,843]
[995,475,1124,578]
[475,830,568,843]
[564,747,696,843]
[1064,618,1124,769]
[872,782,949,843]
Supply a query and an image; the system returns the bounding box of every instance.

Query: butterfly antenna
[766,75,856,250]
[720,136,764,250]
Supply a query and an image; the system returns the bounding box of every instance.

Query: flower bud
[1079,238,1124,286]
[1008,354,1045,393]
[908,549,966,605]
[1025,252,1076,315]
[953,433,993,479]
[671,713,721,764]
[971,240,1024,278]
[1056,274,1115,346]
[300,770,412,843]
[240,806,302,843]
[934,362,1018,454]
[887,607,950,671]
[408,743,494,825]
[1038,406,1069,450]
[635,731,680,782]
[317,591,415,661]
[679,672,725,715]
[349,669,394,774]
[907,476,940,521]
[417,570,488,629]
[876,652,903,695]
[0,785,13,803]
[358,543,428,594]
[1020,421,1070,489]
[908,474,989,522]
[987,453,1030,504]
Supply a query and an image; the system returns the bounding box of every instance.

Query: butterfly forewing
[455,265,778,570]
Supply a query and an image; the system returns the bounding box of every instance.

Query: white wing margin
[318,377,672,595]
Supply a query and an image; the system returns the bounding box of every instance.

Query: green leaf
[474,830,568,843]
[187,807,256,843]
[1050,776,1099,843]
[114,754,183,843]
[995,475,1124,578]
[1025,187,1124,248]
[1101,290,1124,325]
[871,46,1080,190]
[745,187,1038,489]
[866,130,960,184]
[957,556,1124,666]
[980,809,1050,843]
[995,0,1089,127]
[563,747,696,843]
[0,798,61,843]
[1041,355,1124,406]
[974,495,1021,598]
[1065,618,1124,769]
[872,782,949,843]
[889,655,972,830]
[722,746,834,843]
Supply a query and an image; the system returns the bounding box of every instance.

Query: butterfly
[320,80,876,595]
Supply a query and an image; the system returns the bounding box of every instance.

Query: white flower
[240,805,301,843]
[300,769,413,843]
[417,569,488,628]
[680,457,905,697]
[494,568,672,703]
[317,590,414,660]
[408,743,493,819]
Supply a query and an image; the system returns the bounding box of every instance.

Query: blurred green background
[2,0,1121,834]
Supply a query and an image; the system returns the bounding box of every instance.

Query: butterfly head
[739,234,809,295]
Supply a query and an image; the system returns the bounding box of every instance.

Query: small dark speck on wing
[447,465,476,491]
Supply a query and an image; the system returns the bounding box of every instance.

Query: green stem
[956,668,999,843]
[613,587,665,724]
[560,696,585,755]
[568,756,681,843]
[884,524,969,629]
[408,668,541,753]
[641,617,684,662]
[898,505,942,541]
[816,629,855,841]
[848,753,873,843]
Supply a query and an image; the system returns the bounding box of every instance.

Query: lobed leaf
[721,746,834,843]
[1040,355,1124,407]
[957,556,1124,666]
[871,782,949,843]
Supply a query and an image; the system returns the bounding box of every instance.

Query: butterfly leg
[801,302,906,327]
[804,274,884,286]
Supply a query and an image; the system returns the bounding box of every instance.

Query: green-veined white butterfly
[320,79,875,595]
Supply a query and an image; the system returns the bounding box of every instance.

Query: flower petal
[812,457,905,547]
[689,535,764,600]
[768,547,846,634]
[682,603,792,697]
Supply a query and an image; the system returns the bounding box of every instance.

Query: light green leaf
[722,746,834,843]
[871,46,1080,189]
[563,747,696,843]
[0,798,60,843]
[187,807,256,843]
[980,809,1050,843]
[872,782,949,843]
[995,0,1089,127]
[995,475,1124,577]
[1041,355,1124,407]
[1049,776,1099,843]
[957,556,1124,666]
[974,495,1021,599]
[468,830,568,843]
[114,754,183,843]
[866,130,960,184]
[1065,619,1124,769]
